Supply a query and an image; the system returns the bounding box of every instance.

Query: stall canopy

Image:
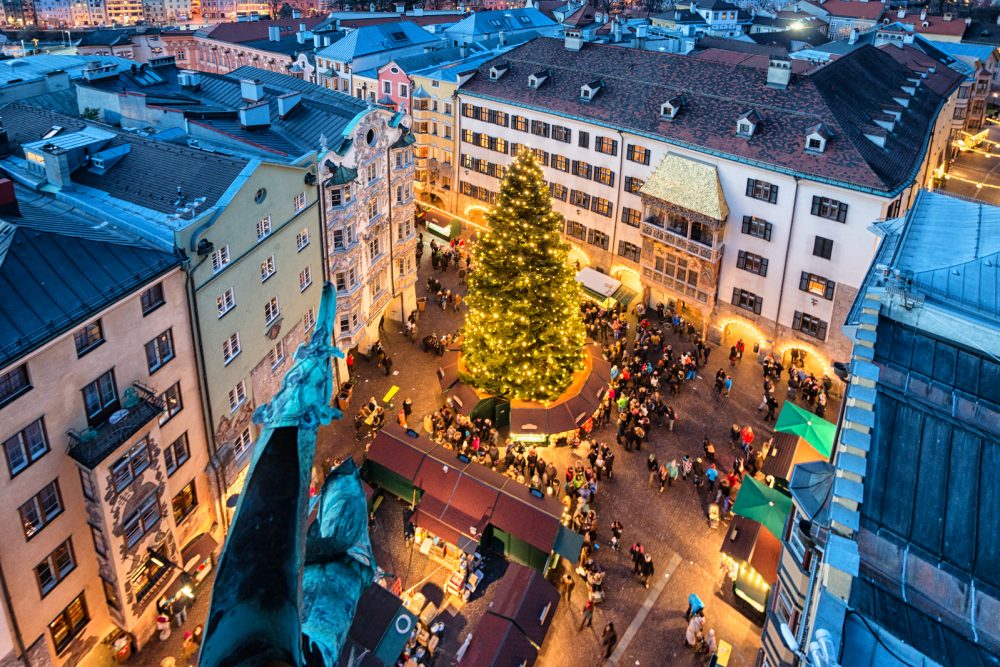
[575,267,637,307]
[363,425,580,565]
[461,613,538,667]
[773,401,836,458]
[343,583,416,667]
[732,476,793,540]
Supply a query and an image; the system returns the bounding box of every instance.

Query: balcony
[68,383,164,469]
[640,217,722,262]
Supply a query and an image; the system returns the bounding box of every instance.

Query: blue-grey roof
[926,40,998,62]
[0,190,181,369]
[0,54,133,86]
[316,21,442,62]
[445,7,556,35]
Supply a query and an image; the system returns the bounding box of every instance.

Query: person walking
[640,553,655,589]
[647,453,659,488]
[346,352,355,378]
[382,355,393,376]
[579,599,595,630]
[685,612,705,648]
[561,573,575,602]
[630,542,644,574]
[601,623,618,659]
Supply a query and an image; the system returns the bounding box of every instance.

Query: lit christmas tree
[462,149,586,401]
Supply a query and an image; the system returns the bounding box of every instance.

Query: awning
[774,401,836,459]
[181,532,219,571]
[553,526,585,562]
[487,563,559,647]
[575,267,621,298]
[732,476,793,540]
[462,613,538,666]
[368,426,438,480]
[446,381,483,415]
[491,483,561,553]
[413,496,484,554]
[437,349,460,390]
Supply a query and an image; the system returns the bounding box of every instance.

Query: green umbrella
[732,476,793,540]
[773,401,835,458]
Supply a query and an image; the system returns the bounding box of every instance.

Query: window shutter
[811,196,821,216]
[754,297,763,315]
[799,272,809,292]
[825,280,836,300]
[761,258,768,277]
[737,251,746,269]
[732,288,740,306]
[818,320,828,340]
[741,216,751,234]
[837,204,848,223]
[746,179,754,197]
[608,172,615,188]
[764,222,772,242]
[769,186,778,204]
[612,140,618,156]
[793,311,803,331]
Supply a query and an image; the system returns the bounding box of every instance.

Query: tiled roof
[0,103,249,215]
[812,0,884,20]
[76,29,133,46]
[0,190,180,368]
[564,3,600,27]
[900,15,968,37]
[200,17,327,44]
[0,54,132,85]
[461,38,962,193]
[235,32,336,57]
[316,21,442,62]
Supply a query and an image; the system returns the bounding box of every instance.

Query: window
[49,593,89,654]
[549,182,568,201]
[269,340,286,370]
[953,106,967,121]
[140,283,165,316]
[82,370,118,426]
[578,130,589,149]
[234,426,253,458]
[626,144,650,165]
[746,178,778,204]
[296,228,310,251]
[229,380,247,412]
[171,481,198,524]
[0,365,30,407]
[569,190,590,208]
[79,468,96,501]
[552,125,572,143]
[211,245,230,273]
[260,255,276,282]
[813,236,834,259]
[101,577,119,612]
[256,215,271,240]
[265,297,280,325]
[736,250,769,276]
[122,492,160,547]
[732,288,763,314]
[621,207,641,227]
[164,432,190,476]
[3,418,48,476]
[19,480,63,539]
[512,115,528,132]
[551,154,569,172]
[741,216,772,241]
[572,160,592,179]
[131,558,167,604]
[222,332,241,365]
[90,524,107,558]
[531,148,549,167]
[566,220,587,240]
[74,321,104,357]
[159,383,182,425]
[368,237,381,261]
[618,241,641,262]
[293,191,306,212]
[594,167,614,187]
[592,197,612,217]
[217,288,236,317]
[299,266,313,292]
[792,311,829,340]
[382,80,391,95]
[588,228,609,249]
[110,440,150,492]
[530,120,550,138]
[304,307,316,331]
[800,272,836,300]
[595,136,618,155]
[36,539,75,597]
[624,176,644,194]
[332,228,345,250]
[144,329,174,373]
[811,196,848,222]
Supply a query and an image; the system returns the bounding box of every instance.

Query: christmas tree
[462,149,586,401]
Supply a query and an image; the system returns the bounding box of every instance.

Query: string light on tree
[461,149,586,401]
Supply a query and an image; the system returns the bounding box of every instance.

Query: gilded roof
[639,153,729,221]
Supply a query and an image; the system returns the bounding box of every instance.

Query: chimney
[40,147,75,190]
[848,28,858,44]
[460,43,468,57]
[324,35,332,46]
[241,78,264,101]
[268,25,281,41]
[564,29,583,51]
[299,22,307,31]
[766,56,792,89]
[277,91,301,118]
[240,101,271,129]
[0,178,18,215]
[499,29,506,46]
[395,2,404,11]
[178,69,202,88]
[292,8,301,17]
[297,31,306,43]
[919,8,926,20]
[369,2,375,11]
[613,16,621,42]
[314,33,323,47]
[896,8,905,18]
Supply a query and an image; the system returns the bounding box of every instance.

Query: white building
[456,37,960,367]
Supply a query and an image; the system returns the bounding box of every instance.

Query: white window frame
[211,245,231,273]
[299,266,313,292]
[234,426,253,457]
[293,191,306,212]
[222,332,241,365]
[265,297,280,325]
[269,340,285,370]
[217,288,235,317]
[256,215,272,241]
[228,380,247,413]
[260,255,276,282]
[296,228,310,251]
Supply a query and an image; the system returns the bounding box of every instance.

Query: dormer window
[660,95,685,120]
[489,62,510,80]
[580,79,604,101]
[528,70,549,89]
[805,123,831,153]
[736,110,761,138]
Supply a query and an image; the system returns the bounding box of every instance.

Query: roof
[898,14,968,38]
[925,39,999,62]
[695,0,740,11]
[487,563,559,646]
[0,188,181,369]
[640,153,729,220]
[76,29,133,47]
[461,38,962,193]
[199,16,327,44]
[445,7,557,35]
[316,21,442,62]
[234,33,333,57]
[0,54,133,86]
[564,3,601,28]
[336,13,466,28]
[812,0,884,20]
[0,103,249,215]
[460,613,538,667]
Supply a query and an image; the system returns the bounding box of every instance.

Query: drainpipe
[772,176,800,344]
[0,560,29,667]
[385,138,400,323]
[313,157,342,395]
[184,256,230,533]
[608,128,627,274]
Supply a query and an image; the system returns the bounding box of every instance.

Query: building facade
[0,192,216,665]
[455,37,959,367]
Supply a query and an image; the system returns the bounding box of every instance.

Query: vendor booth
[363,425,583,572]
[575,267,638,309]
